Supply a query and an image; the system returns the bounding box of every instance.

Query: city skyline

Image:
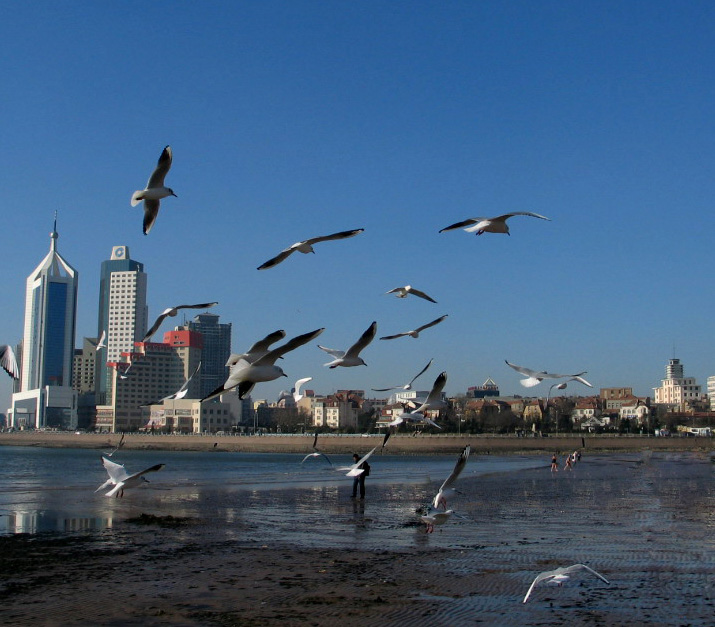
[2,3,715,412]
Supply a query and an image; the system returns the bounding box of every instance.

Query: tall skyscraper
[96,245,148,404]
[11,217,78,429]
[187,312,231,399]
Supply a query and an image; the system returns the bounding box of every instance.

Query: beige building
[146,394,240,434]
[72,337,99,395]
[653,358,701,411]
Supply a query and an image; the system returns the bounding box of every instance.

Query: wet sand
[1,431,712,455]
[1,451,713,626]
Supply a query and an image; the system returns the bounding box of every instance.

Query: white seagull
[412,371,448,414]
[1,345,20,380]
[420,509,455,534]
[131,145,177,235]
[379,315,448,341]
[372,359,433,392]
[292,377,313,402]
[523,564,610,603]
[96,330,106,351]
[433,444,471,510]
[226,330,286,366]
[301,432,333,465]
[439,212,550,236]
[505,360,592,388]
[385,285,437,303]
[141,361,202,406]
[337,446,378,476]
[118,362,133,380]
[104,433,125,457]
[143,302,218,342]
[257,229,364,270]
[202,328,325,401]
[318,321,376,368]
[95,456,165,498]
[132,146,176,235]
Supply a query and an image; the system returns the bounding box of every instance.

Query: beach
[0,431,712,455]
[1,447,713,626]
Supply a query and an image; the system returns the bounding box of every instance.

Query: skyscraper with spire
[11,215,79,429]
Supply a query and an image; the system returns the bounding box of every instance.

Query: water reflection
[3,510,113,534]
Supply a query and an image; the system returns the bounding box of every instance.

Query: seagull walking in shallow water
[257,229,364,270]
[379,315,447,340]
[318,321,376,368]
[385,285,437,303]
[96,456,165,498]
[523,564,609,603]
[439,212,550,236]
[131,145,177,235]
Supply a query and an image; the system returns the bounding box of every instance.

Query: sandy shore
[1,431,712,455]
[1,452,713,626]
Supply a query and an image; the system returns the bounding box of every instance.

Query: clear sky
[2,1,714,411]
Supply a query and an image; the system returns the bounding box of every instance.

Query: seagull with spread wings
[523,564,609,603]
[131,145,177,235]
[505,360,592,388]
[96,330,106,351]
[301,432,333,465]
[379,315,447,340]
[202,328,325,401]
[1,345,19,380]
[385,285,437,303]
[292,377,313,402]
[420,445,471,532]
[439,212,550,236]
[372,359,433,392]
[257,229,364,270]
[141,362,202,406]
[226,330,286,366]
[95,456,165,498]
[318,321,376,368]
[143,302,218,342]
[336,446,377,476]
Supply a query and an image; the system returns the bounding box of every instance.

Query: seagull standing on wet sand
[439,212,550,236]
[318,321,376,368]
[257,229,364,270]
[523,564,609,603]
[131,145,177,235]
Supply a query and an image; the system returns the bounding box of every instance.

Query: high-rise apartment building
[96,245,148,404]
[654,358,701,410]
[11,219,78,429]
[187,313,231,399]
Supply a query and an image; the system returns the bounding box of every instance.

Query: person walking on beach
[564,455,573,471]
[551,454,558,473]
[352,453,370,499]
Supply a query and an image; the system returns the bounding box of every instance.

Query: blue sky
[2,1,714,410]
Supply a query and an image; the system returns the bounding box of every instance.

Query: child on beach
[564,456,573,471]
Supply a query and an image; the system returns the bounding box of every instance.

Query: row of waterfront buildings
[4,223,714,434]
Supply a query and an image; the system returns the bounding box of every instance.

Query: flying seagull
[385,285,437,303]
[505,360,593,388]
[104,433,125,457]
[1,345,19,379]
[118,362,133,380]
[95,456,165,498]
[141,361,202,406]
[433,444,470,510]
[131,145,177,235]
[96,330,106,351]
[439,212,550,236]
[226,330,286,366]
[372,359,433,392]
[202,328,325,401]
[257,229,364,270]
[292,376,313,402]
[318,321,376,368]
[412,371,448,414]
[337,446,377,476]
[301,432,332,465]
[380,315,447,341]
[523,564,610,603]
[143,302,218,342]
